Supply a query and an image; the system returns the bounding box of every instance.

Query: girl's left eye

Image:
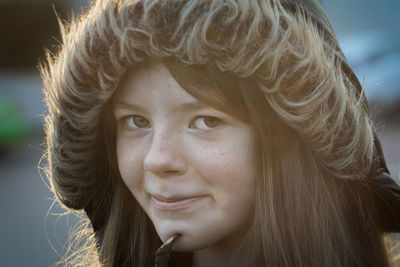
[190,116,222,131]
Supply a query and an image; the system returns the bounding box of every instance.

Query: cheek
[116,137,145,188]
[216,154,256,199]
[191,137,256,195]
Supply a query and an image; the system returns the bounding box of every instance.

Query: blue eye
[123,115,151,129]
[190,116,222,131]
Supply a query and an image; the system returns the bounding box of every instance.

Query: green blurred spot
[0,98,29,146]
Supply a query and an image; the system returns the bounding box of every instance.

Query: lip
[151,195,205,211]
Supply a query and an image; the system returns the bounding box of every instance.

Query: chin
[156,226,211,252]
[170,232,210,252]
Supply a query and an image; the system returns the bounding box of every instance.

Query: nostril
[144,157,186,178]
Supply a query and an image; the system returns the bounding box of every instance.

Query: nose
[143,130,187,178]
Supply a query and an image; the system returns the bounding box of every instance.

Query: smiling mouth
[151,195,205,211]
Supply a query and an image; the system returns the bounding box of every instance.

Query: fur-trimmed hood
[41,0,378,212]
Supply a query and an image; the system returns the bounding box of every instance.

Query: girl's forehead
[112,58,250,122]
[118,61,167,90]
[113,61,200,109]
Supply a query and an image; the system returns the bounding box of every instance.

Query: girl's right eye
[122,115,151,129]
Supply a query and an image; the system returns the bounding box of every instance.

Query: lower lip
[151,196,204,211]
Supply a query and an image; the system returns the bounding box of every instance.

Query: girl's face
[112,61,256,251]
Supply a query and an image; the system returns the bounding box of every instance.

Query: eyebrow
[112,102,146,112]
[112,100,208,113]
[176,100,207,112]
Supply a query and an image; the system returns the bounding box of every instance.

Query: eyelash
[119,115,223,131]
[189,116,223,131]
[122,115,151,129]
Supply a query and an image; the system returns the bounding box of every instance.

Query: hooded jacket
[40,0,400,266]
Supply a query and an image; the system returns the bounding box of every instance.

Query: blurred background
[0,0,399,266]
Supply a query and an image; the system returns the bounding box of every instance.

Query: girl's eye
[123,115,151,129]
[190,116,222,131]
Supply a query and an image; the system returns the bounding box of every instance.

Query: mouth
[151,194,205,211]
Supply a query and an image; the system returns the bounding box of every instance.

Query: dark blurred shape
[380,103,400,124]
[0,0,69,71]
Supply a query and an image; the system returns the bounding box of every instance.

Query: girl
[40,0,400,266]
